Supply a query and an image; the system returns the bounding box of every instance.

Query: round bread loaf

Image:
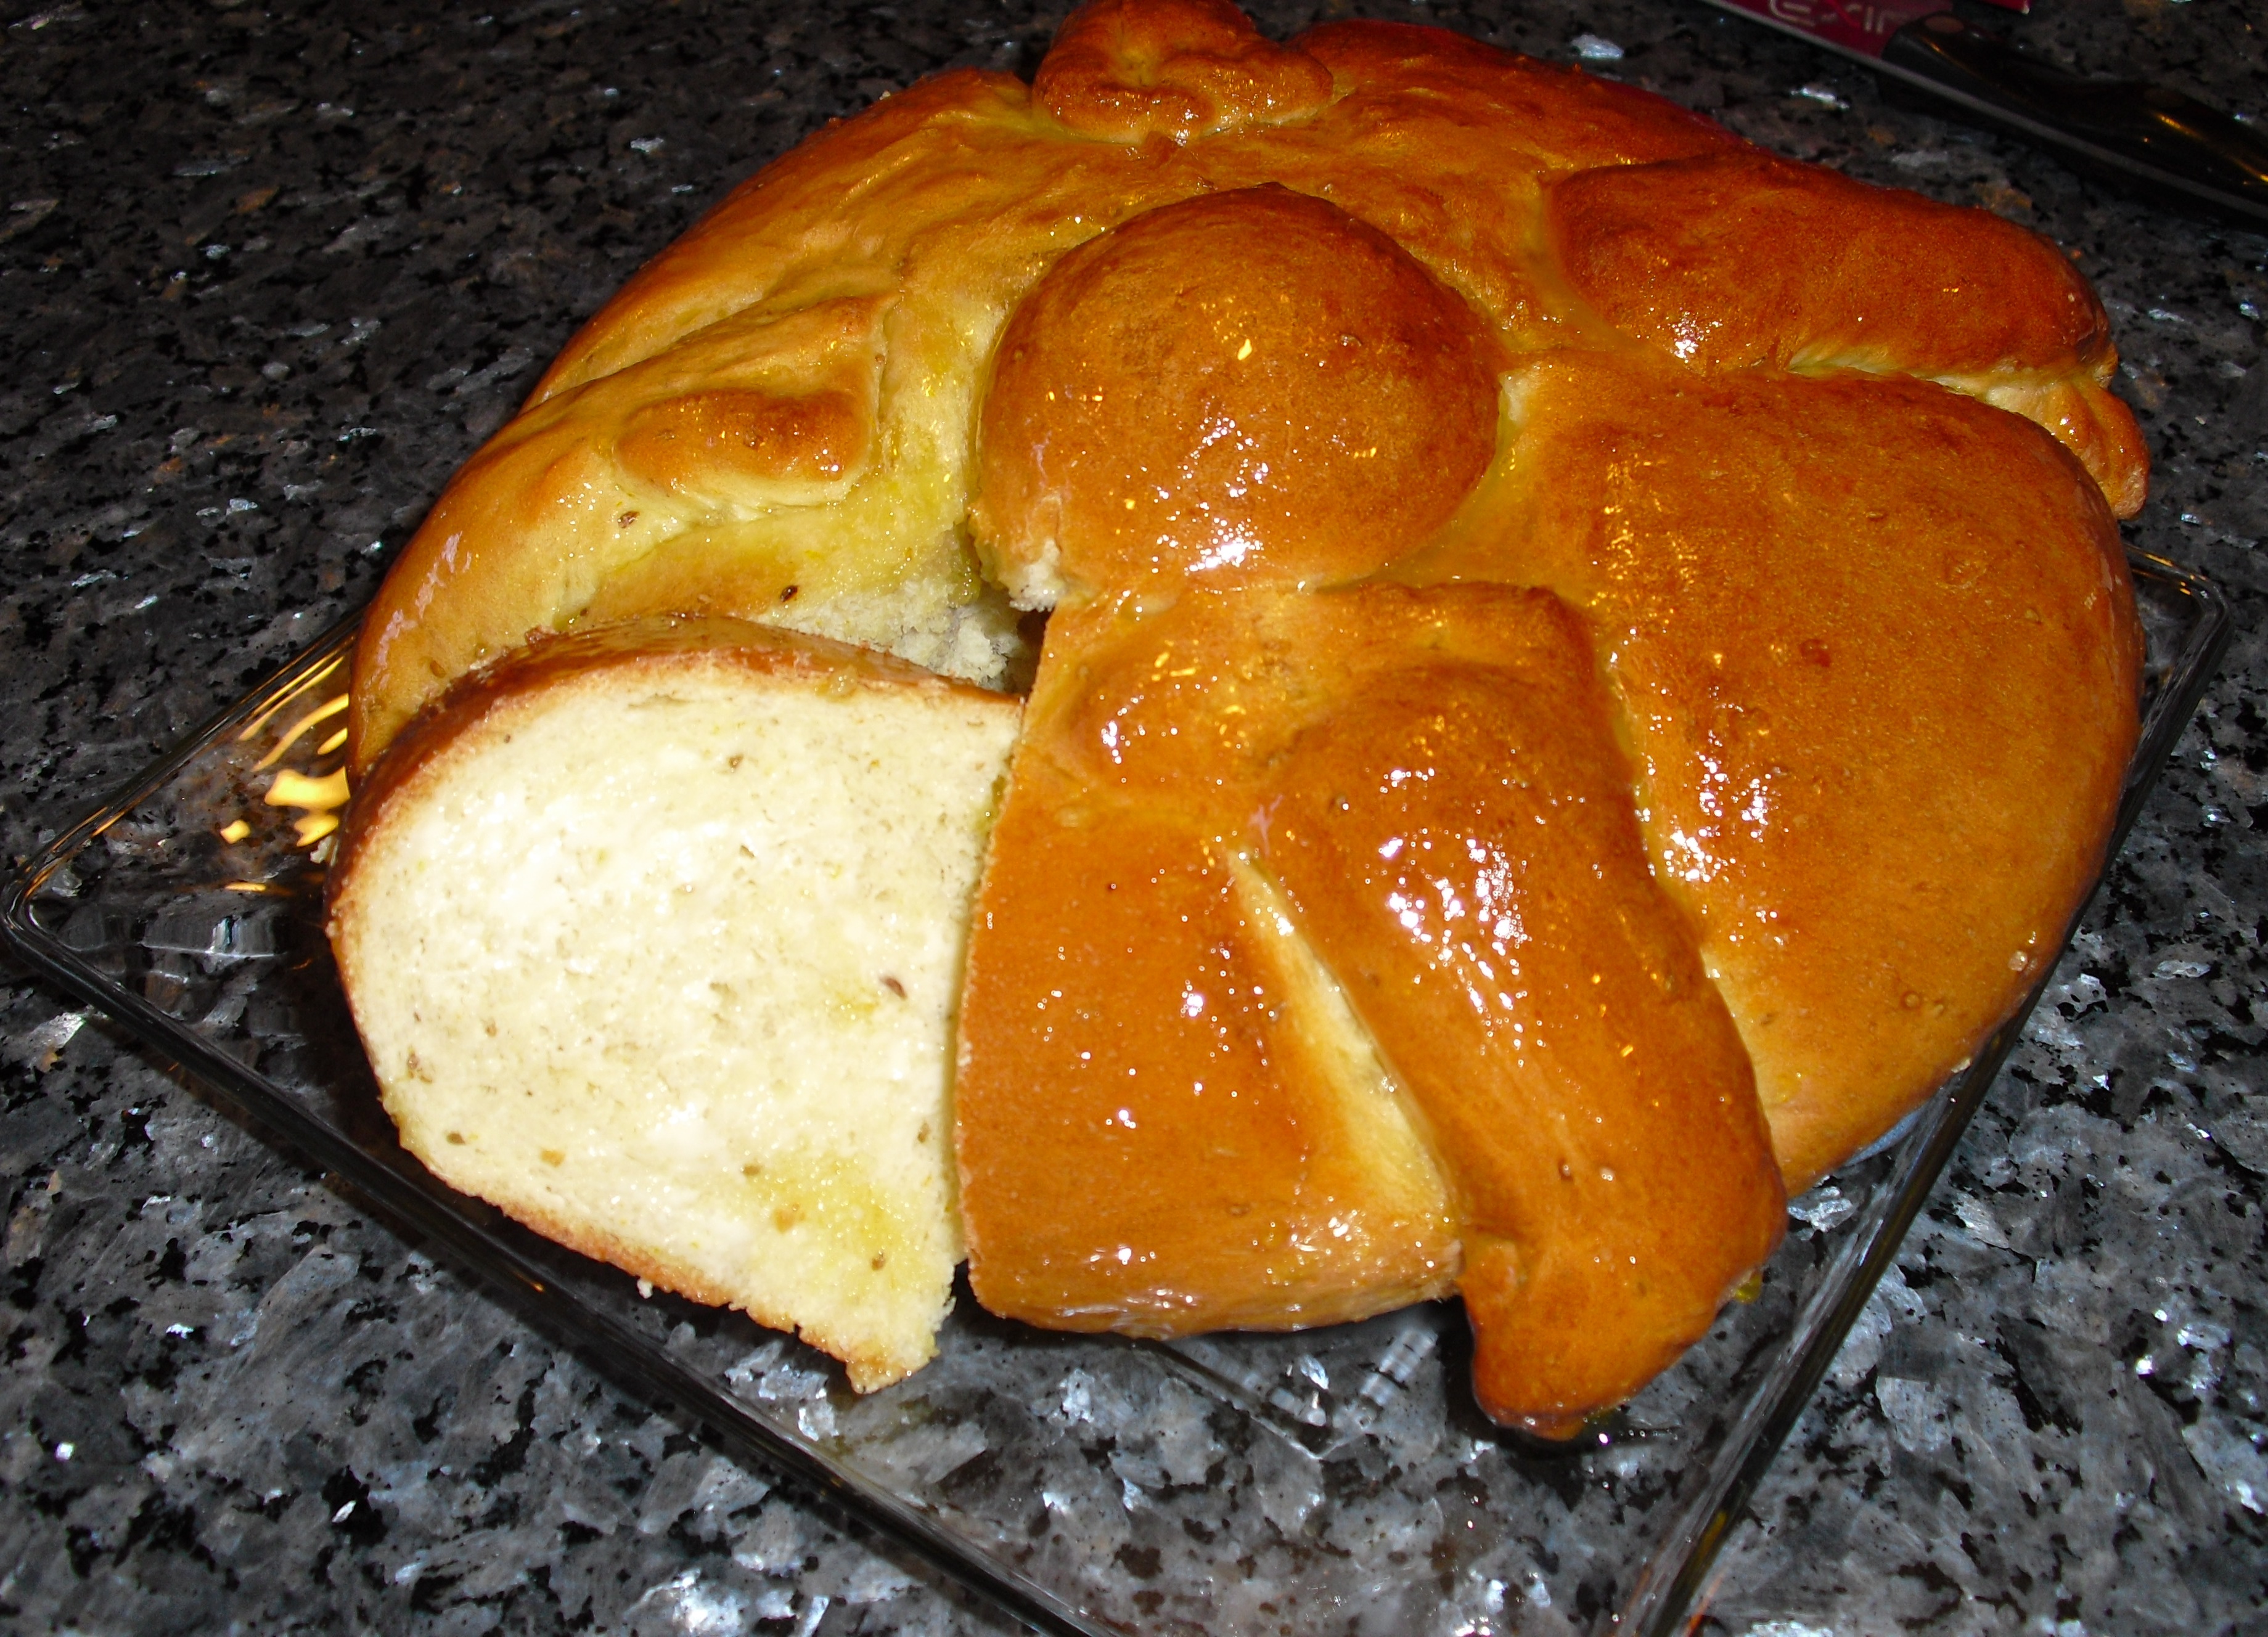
[337,0,2145,1431]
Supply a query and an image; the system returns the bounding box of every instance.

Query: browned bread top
[346,0,2145,778]
[1416,353,2141,1188]
[974,186,1504,601]
[956,582,1790,1435]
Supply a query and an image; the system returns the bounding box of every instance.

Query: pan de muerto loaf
[334,0,2143,1424]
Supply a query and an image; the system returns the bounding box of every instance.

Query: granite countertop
[1,0,2262,1631]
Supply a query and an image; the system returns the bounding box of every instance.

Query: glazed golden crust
[1254,590,1783,1435]
[1544,149,2149,515]
[957,583,1784,1434]
[1034,0,1335,142]
[346,0,2145,778]
[956,586,1470,1336]
[956,803,1464,1334]
[1407,356,2141,1186]
[349,300,898,770]
[957,175,1790,1432]
[973,187,1502,600]
[1548,147,2112,375]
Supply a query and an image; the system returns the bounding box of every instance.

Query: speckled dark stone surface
[1,0,2263,1631]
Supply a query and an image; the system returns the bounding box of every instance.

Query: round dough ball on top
[972,185,1504,603]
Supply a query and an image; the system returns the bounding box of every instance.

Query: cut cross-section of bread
[328,617,1021,1390]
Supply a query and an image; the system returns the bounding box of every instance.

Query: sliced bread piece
[328,616,1021,1389]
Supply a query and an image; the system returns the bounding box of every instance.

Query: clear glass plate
[0,552,2229,1637]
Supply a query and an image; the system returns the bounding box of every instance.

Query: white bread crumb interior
[329,624,1021,1390]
